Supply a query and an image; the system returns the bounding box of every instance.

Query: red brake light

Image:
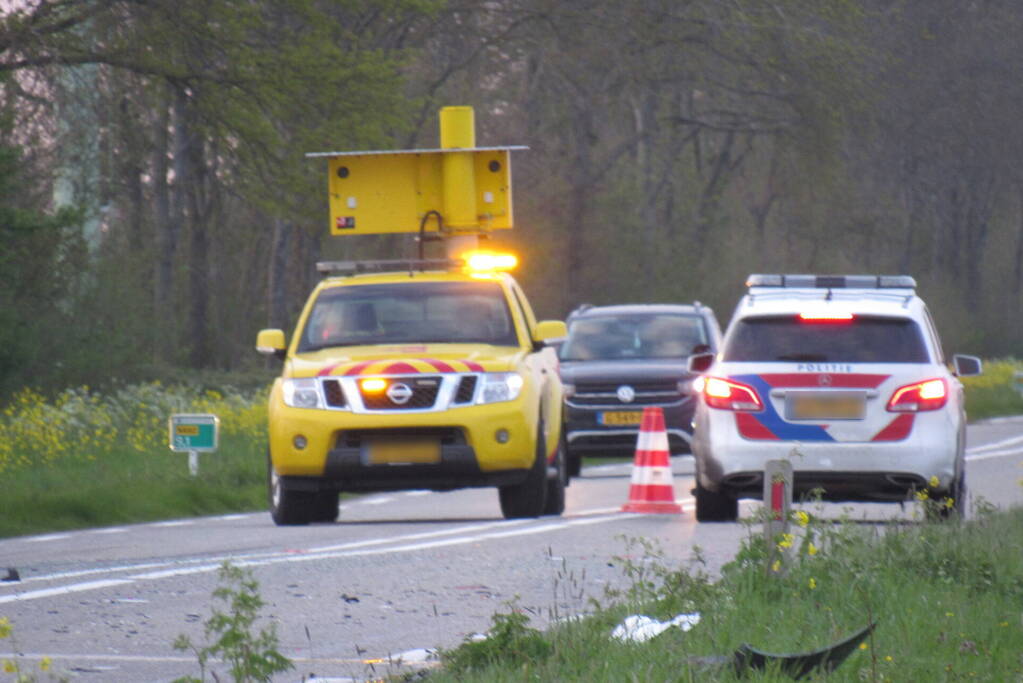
[797,312,854,322]
[887,378,947,412]
[702,377,764,411]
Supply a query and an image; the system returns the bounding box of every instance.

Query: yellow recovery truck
[256,107,568,524]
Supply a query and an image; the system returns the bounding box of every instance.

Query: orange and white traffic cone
[621,406,683,514]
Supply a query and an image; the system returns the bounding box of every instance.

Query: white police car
[689,274,982,522]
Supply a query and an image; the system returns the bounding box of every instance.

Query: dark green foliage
[440,606,553,675]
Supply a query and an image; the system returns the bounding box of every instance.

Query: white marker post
[764,459,793,575]
[168,414,220,476]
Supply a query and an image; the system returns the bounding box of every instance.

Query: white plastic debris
[611,613,701,643]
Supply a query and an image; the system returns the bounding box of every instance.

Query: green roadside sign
[169,414,219,453]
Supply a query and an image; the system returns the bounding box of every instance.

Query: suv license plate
[600,411,643,426]
[786,393,865,420]
[365,438,441,465]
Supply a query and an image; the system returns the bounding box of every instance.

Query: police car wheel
[933,475,965,521]
[694,480,738,522]
[499,420,549,519]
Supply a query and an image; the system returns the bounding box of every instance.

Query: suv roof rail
[316,258,462,276]
[746,274,917,290]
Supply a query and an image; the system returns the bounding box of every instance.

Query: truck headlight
[283,378,323,409]
[478,372,524,404]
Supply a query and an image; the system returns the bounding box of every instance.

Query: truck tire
[268,453,314,526]
[543,434,567,516]
[312,491,340,523]
[499,420,549,519]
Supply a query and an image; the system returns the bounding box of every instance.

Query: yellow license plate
[175,425,200,436]
[600,411,643,426]
[366,438,441,465]
[787,393,865,420]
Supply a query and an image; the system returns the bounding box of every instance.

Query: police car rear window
[723,315,929,363]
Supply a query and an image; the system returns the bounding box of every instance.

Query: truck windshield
[560,314,708,361]
[297,281,518,351]
[722,315,929,363]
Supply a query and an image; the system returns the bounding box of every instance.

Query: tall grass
[961,358,1023,419]
[0,383,269,538]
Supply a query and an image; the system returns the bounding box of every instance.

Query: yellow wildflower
[771,559,781,572]
[40,656,51,672]
[777,533,794,549]
[794,510,810,527]
[929,476,940,488]
[807,542,818,556]
[0,617,10,638]
[885,655,893,662]
[915,490,929,502]
[808,578,817,590]
[3,659,16,673]
[859,642,869,650]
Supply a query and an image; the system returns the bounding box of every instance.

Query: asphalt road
[2,417,1022,682]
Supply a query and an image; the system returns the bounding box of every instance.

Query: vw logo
[387,382,413,405]
[616,385,636,403]
[819,374,833,387]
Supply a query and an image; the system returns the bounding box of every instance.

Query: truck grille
[360,376,442,410]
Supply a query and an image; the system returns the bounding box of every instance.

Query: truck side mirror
[257,329,287,361]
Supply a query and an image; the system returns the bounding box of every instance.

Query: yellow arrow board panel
[320,147,520,235]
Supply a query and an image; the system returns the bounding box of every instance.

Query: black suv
[558,303,722,475]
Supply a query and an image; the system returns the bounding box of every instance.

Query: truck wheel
[499,420,549,519]
[268,453,313,526]
[543,434,567,516]
[313,491,340,523]
[694,480,738,522]
[566,449,582,479]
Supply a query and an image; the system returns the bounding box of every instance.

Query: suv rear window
[723,315,928,363]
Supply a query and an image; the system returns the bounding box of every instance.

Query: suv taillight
[701,376,763,411]
[886,378,947,412]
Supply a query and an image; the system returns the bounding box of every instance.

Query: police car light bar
[746,274,917,289]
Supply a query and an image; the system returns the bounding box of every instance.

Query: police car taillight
[798,311,854,322]
[886,378,947,412]
[702,377,763,411]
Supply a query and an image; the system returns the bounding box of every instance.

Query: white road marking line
[152,520,194,527]
[966,448,1023,462]
[88,527,127,535]
[967,433,1023,454]
[24,534,71,543]
[0,579,134,604]
[0,508,650,603]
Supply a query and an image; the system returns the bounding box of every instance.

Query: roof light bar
[316,258,462,275]
[746,274,917,290]
[463,250,518,273]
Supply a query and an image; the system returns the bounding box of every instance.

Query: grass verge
[431,501,1023,681]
